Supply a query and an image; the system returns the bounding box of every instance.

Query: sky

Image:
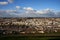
[0,0,60,17]
[0,0,60,10]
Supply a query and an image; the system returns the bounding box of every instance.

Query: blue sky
[0,0,60,10]
[0,0,60,17]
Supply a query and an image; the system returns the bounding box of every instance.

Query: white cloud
[0,2,8,5]
[0,0,13,5]
[8,0,13,3]
[0,7,60,17]
[23,7,36,14]
[36,8,54,14]
[23,7,33,10]
[0,10,16,14]
[16,6,20,9]
[6,10,16,13]
[25,10,36,14]
[0,10,17,14]
[0,10,18,17]
[37,10,45,14]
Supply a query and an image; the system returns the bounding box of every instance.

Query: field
[0,33,60,40]
[0,36,60,40]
